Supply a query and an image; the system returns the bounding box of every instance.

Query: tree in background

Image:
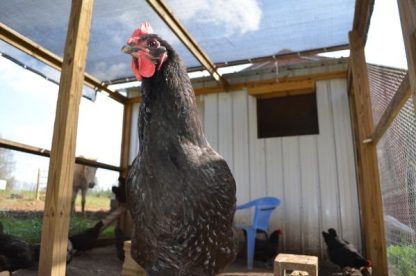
[0,135,16,191]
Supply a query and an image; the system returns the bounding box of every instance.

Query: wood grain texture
[370,74,411,144]
[38,0,95,275]
[397,0,416,109]
[349,30,388,276]
[0,23,125,103]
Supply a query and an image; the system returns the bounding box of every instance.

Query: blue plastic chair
[235,197,281,269]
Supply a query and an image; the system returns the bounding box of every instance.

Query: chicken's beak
[121,45,136,54]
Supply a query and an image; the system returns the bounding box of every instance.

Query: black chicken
[112,176,127,204]
[0,222,36,272]
[69,221,103,251]
[123,22,238,275]
[322,228,371,273]
[253,229,282,263]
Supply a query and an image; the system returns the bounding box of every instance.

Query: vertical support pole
[38,0,94,275]
[349,30,388,276]
[118,100,133,233]
[35,168,41,200]
[397,0,416,107]
[120,101,133,178]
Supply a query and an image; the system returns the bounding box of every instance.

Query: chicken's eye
[147,39,159,48]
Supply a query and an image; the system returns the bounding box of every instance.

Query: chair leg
[246,229,256,269]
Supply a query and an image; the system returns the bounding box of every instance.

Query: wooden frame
[348,1,388,275]
[349,30,388,276]
[397,0,416,108]
[38,0,95,274]
[0,23,126,104]
[146,0,228,89]
[0,0,413,274]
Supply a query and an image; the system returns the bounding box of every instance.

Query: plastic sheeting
[0,0,354,82]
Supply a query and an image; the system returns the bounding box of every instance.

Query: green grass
[0,213,115,244]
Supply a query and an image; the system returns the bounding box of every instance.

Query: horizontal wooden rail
[0,23,127,104]
[127,70,346,104]
[367,73,411,144]
[0,138,121,171]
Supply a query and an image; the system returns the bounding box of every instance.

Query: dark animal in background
[0,222,35,272]
[114,226,129,261]
[112,176,127,204]
[253,229,282,263]
[69,221,103,252]
[322,228,372,274]
[123,22,238,275]
[71,163,98,214]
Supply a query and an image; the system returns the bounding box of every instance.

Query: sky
[0,0,408,191]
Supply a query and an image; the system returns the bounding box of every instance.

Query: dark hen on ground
[123,22,238,276]
[322,228,371,273]
[253,229,282,263]
[0,222,36,272]
[69,221,103,251]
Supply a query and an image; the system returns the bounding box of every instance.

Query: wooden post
[38,0,94,275]
[120,102,133,178]
[35,168,41,200]
[349,30,388,276]
[397,0,416,107]
[118,101,133,234]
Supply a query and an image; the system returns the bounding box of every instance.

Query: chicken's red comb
[131,22,153,39]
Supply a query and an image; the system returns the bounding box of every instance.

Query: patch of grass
[0,212,115,244]
[0,213,43,243]
[388,245,416,276]
[73,194,111,210]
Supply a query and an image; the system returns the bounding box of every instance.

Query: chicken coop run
[0,0,415,275]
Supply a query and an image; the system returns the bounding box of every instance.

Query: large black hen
[322,228,371,274]
[123,22,238,275]
[0,222,36,272]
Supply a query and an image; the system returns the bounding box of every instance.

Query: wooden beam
[0,138,120,171]
[247,79,314,97]
[127,70,346,103]
[349,30,388,276]
[146,0,229,88]
[352,0,374,42]
[196,71,346,96]
[369,74,411,144]
[397,0,416,108]
[38,0,94,275]
[0,23,126,104]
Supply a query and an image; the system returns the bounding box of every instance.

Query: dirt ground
[12,245,275,276]
[11,244,339,276]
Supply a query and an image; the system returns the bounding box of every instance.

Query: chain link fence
[368,64,416,275]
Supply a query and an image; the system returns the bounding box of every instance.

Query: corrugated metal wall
[129,76,361,257]
[198,78,361,256]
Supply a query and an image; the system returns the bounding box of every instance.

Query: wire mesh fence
[368,64,416,275]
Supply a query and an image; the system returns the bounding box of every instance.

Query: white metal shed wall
[128,75,361,257]
[198,78,361,256]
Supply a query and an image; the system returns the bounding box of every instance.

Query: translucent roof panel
[0,0,354,82]
[0,0,201,81]
[166,0,355,64]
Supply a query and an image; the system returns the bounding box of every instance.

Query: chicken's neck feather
[140,51,207,148]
